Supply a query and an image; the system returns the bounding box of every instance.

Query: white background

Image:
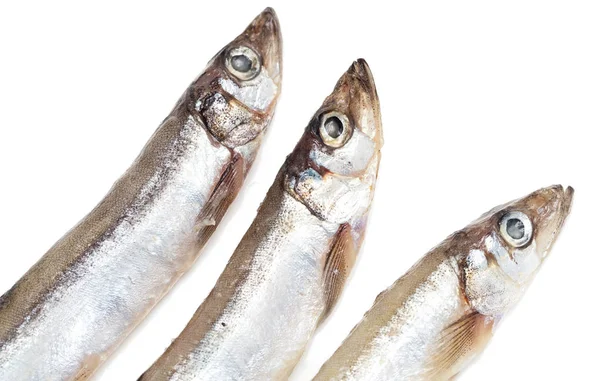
[0,1,598,380]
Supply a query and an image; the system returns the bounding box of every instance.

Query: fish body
[313,185,573,381]
[0,8,281,380]
[140,59,383,381]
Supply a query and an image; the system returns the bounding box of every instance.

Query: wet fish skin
[313,185,573,381]
[0,8,281,380]
[139,59,383,381]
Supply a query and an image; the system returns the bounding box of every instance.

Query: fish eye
[499,211,533,247]
[225,46,261,81]
[318,112,352,148]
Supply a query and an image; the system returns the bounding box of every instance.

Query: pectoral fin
[195,154,244,249]
[322,224,356,320]
[423,312,494,380]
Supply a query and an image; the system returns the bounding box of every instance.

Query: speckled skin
[0,8,282,380]
[314,185,573,381]
[140,60,383,381]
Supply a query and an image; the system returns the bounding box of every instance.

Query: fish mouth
[562,185,575,214]
[539,184,574,257]
[548,184,574,222]
[557,184,574,232]
[351,59,383,149]
[348,59,377,98]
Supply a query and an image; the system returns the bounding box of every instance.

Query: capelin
[187,8,282,148]
[284,60,383,224]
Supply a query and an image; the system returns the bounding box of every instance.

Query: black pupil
[231,54,252,73]
[324,117,344,139]
[506,218,525,240]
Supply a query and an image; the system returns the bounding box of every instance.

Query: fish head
[462,185,574,316]
[187,7,282,149]
[285,59,383,225]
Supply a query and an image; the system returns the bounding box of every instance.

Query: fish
[138,59,383,381]
[313,185,574,381]
[0,7,281,380]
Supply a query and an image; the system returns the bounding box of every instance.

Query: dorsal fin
[195,153,244,249]
[322,224,356,320]
[423,312,494,380]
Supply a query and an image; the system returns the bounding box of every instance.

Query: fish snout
[239,7,282,86]
[331,59,383,149]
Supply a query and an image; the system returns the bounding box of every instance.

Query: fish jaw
[530,185,574,259]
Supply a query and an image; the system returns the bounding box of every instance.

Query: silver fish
[0,8,282,380]
[313,185,573,381]
[139,59,383,381]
